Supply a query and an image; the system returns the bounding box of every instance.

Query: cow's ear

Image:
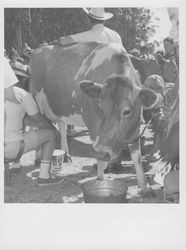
[138,88,163,110]
[156,53,164,65]
[79,80,103,99]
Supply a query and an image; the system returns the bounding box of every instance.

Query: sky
[148,8,172,44]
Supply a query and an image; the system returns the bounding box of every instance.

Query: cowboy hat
[10,61,30,78]
[83,8,113,20]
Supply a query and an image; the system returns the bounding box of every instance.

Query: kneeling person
[4,57,63,186]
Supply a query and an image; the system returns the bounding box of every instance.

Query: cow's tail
[28,52,45,114]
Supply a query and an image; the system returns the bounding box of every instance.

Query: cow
[29,42,163,195]
[129,54,178,84]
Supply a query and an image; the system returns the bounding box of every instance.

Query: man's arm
[58,36,76,46]
[50,29,91,46]
[50,36,75,46]
[29,112,56,130]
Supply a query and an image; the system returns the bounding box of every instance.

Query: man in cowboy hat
[51,8,123,46]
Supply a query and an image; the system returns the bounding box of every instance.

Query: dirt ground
[4,126,171,203]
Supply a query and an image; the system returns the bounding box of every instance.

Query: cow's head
[156,53,178,83]
[80,74,162,162]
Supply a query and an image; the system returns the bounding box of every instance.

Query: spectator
[9,47,18,63]
[130,48,140,57]
[143,75,169,157]
[139,45,149,59]
[21,43,33,64]
[22,42,32,54]
[155,49,165,57]
[163,36,179,67]
[163,37,175,58]
[139,45,155,60]
[4,49,8,58]
[10,60,30,91]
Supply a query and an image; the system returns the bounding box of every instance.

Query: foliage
[107,8,157,50]
[4,8,157,54]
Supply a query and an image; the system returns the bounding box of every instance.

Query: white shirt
[71,24,123,46]
[4,57,18,88]
[4,87,38,143]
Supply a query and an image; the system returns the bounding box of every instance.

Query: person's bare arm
[50,36,75,46]
[58,36,75,45]
[29,112,56,130]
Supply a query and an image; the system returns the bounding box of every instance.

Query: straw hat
[83,8,113,20]
[10,61,29,78]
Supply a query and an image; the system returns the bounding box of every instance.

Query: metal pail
[81,179,128,203]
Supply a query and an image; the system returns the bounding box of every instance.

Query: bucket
[81,179,128,203]
[50,149,65,177]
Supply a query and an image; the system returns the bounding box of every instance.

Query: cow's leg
[151,133,162,156]
[57,120,71,161]
[128,140,148,190]
[96,160,108,180]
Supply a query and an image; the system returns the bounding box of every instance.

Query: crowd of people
[129,37,179,69]
[4,8,179,200]
[129,46,154,59]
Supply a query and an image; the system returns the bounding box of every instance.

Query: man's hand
[49,36,75,47]
[49,39,58,45]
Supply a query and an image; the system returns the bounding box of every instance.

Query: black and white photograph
[1,1,186,249]
[3,6,179,203]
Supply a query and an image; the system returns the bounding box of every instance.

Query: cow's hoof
[97,176,105,181]
[64,153,72,163]
[140,186,157,199]
[104,162,123,174]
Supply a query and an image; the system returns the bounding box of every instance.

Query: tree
[106,8,157,51]
[5,8,32,54]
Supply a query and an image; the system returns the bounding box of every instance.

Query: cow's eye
[122,109,131,117]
